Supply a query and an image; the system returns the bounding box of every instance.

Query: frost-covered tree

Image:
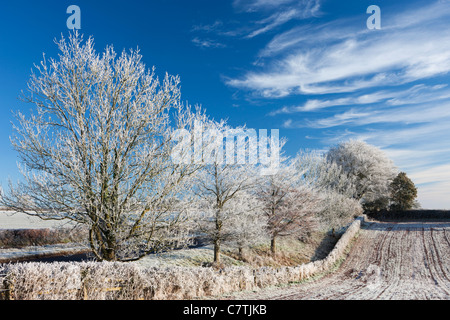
[192,120,263,264]
[326,140,397,212]
[1,33,206,261]
[318,191,363,234]
[222,193,268,259]
[294,150,362,232]
[295,150,357,198]
[257,163,320,254]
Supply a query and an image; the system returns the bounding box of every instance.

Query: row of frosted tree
[0,33,417,262]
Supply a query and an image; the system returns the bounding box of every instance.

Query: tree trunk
[214,239,221,264]
[89,226,117,261]
[103,246,116,261]
[214,207,223,264]
[271,236,276,255]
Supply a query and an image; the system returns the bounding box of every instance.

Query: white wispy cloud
[270,84,450,115]
[191,37,226,49]
[228,32,450,96]
[246,8,304,38]
[233,0,319,14]
[302,102,450,129]
[227,1,450,97]
[269,92,390,115]
[191,20,224,33]
[258,18,362,58]
[191,0,321,47]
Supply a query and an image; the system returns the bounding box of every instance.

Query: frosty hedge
[0,217,363,300]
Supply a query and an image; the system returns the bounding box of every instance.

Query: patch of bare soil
[226,220,450,300]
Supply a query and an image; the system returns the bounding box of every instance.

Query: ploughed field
[231,220,450,300]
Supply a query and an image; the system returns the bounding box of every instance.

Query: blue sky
[0,0,449,208]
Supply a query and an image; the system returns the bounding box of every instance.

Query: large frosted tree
[326,140,397,211]
[1,33,205,261]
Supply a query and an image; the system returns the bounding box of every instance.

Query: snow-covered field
[0,211,85,263]
[0,243,90,263]
[0,211,73,230]
[226,220,450,300]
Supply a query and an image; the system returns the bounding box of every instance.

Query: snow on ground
[224,220,450,300]
[0,243,90,263]
[0,211,74,230]
[135,245,245,268]
[0,210,87,263]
